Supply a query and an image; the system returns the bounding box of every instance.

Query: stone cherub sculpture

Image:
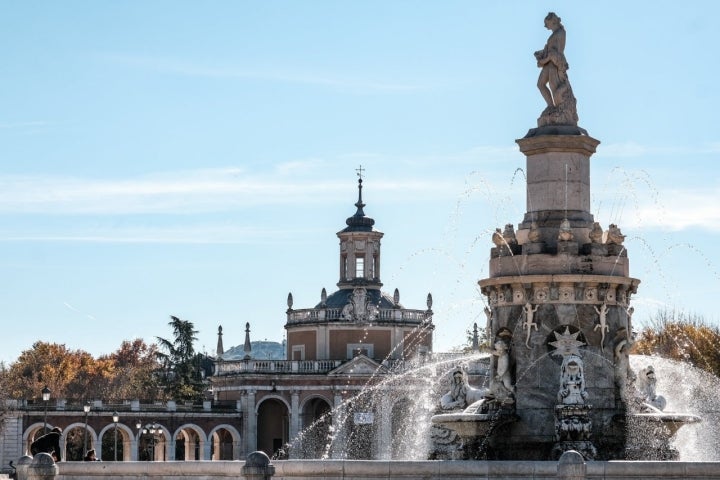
[491,338,515,402]
[534,12,578,127]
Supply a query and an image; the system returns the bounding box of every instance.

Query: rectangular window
[292,345,305,361]
[355,257,364,278]
[347,343,374,359]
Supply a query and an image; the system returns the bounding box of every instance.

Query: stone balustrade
[286,308,430,324]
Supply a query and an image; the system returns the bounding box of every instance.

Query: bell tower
[336,167,384,290]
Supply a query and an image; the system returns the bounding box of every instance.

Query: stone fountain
[431,11,700,461]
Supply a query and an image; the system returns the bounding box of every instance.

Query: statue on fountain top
[535,12,579,128]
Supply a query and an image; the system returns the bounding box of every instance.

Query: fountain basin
[431,413,497,439]
[631,412,701,437]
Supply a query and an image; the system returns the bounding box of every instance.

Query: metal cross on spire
[356,165,365,180]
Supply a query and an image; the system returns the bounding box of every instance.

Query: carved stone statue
[503,223,518,246]
[613,339,634,402]
[492,228,505,247]
[635,365,667,411]
[605,224,626,245]
[440,365,487,410]
[589,222,604,244]
[491,339,515,402]
[534,12,578,127]
[558,355,588,405]
[558,218,574,242]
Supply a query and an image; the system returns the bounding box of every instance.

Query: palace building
[211,174,435,458]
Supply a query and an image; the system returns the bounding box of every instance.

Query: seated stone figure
[635,365,667,411]
[440,365,487,410]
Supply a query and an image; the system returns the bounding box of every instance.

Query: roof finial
[216,325,224,357]
[343,166,375,231]
[355,165,365,215]
[243,322,252,360]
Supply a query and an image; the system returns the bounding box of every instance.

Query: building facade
[211,175,435,458]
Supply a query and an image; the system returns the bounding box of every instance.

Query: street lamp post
[148,424,157,461]
[83,402,91,458]
[137,422,161,461]
[112,411,119,461]
[41,386,51,433]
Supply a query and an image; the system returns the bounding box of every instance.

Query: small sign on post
[353,412,374,425]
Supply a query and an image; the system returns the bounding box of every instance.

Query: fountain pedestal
[552,404,596,460]
[431,401,517,460]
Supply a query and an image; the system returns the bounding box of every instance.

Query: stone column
[203,438,212,460]
[245,390,258,454]
[289,390,301,445]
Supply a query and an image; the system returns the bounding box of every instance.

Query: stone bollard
[242,451,275,480]
[557,450,586,480]
[13,455,33,480]
[15,454,57,480]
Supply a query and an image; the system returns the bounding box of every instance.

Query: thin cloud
[600,142,720,157]
[1,224,315,245]
[0,169,456,215]
[104,54,427,93]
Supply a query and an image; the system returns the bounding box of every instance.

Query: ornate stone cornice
[479,274,640,306]
[516,134,600,156]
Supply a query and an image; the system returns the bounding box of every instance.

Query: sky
[1,1,719,364]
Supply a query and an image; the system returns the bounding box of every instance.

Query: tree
[155,316,206,402]
[103,339,161,402]
[0,339,162,402]
[633,309,720,378]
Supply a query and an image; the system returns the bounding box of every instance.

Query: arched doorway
[100,426,126,461]
[64,425,95,461]
[257,398,289,458]
[299,397,332,458]
[174,427,202,460]
[210,428,234,460]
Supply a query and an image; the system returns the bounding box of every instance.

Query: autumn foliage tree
[633,309,720,378]
[0,339,161,402]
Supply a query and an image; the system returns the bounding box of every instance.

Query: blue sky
[1,1,719,364]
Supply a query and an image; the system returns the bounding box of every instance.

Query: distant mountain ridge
[221,340,284,360]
